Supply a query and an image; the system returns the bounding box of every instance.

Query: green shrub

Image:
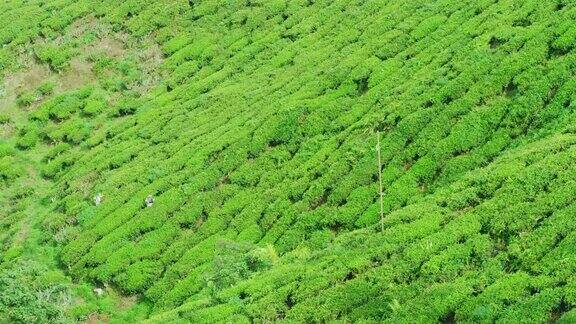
[0,156,24,181]
[49,94,84,120]
[115,260,163,293]
[15,126,40,150]
[16,90,36,107]
[34,45,73,71]
[0,260,70,323]
[37,82,56,96]
[44,143,72,161]
[0,48,14,71]
[83,96,107,116]
[110,96,140,117]
[0,143,14,158]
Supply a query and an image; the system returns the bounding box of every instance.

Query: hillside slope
[2,0,576,322]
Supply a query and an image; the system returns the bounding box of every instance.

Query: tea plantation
[2,0,576,322]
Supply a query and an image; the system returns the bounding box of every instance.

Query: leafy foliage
[0,260,71,323]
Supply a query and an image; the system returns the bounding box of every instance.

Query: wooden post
[376,131,384,232]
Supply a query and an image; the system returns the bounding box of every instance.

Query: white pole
[376,131,384,232]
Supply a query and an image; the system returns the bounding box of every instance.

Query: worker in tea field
[94,193,103,206]
[145,194,154,207]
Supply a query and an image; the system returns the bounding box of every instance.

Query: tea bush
[34,45,73,71]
